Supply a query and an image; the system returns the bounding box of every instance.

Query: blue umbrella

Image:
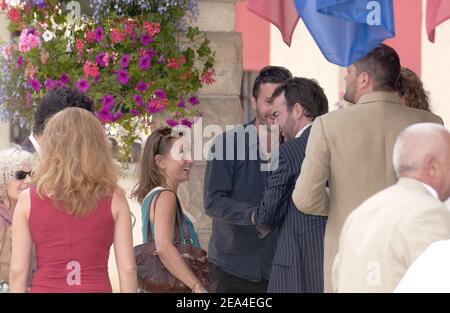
[294,0,395,66]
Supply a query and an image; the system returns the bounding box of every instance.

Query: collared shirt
[28,134,41,156]
[295,123,312,139]
[204,119,279,282]
[419,182,439,200]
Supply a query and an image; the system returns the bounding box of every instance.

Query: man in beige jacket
[333,123,450,292]
[292,44,443,292]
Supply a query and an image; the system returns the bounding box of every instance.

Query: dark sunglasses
[15,171,32,180]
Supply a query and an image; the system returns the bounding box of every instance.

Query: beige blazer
[332,178,450,292]
[292,91,443,291]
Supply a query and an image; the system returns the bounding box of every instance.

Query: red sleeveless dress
[29,187,114,293]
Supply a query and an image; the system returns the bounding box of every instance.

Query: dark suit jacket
[20,136,35,153]
[254,126,327,293]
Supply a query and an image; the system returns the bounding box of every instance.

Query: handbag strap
[145,189,191,244]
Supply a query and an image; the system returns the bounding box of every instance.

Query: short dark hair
[354,44,400,92]
[271,77,329,121]
[252,66,292,98]
[33,87,95,135]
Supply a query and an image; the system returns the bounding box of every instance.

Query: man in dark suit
[251,77,329,293]
[21,87,95,154]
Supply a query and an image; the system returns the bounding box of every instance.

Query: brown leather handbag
[134,189,209,293]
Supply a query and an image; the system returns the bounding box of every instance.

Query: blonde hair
[32,107,118,216]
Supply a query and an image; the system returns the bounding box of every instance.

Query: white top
[419,182,439,200]
[29,133,41,156]
[295,123,312,139]
[394,240,450,293]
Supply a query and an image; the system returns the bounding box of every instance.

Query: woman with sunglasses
[9,108,137,293]
[131,127,208,293]
[0,146,34,292]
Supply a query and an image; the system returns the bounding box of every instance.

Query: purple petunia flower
[138,56,151,70]
[32,0,46,9]
[146,49,157,59]
[176,100,185,108]
[100,94,115,108]
[140,34,153,46]
[76,79,90,93]
[132,95,143,107]
[154,89,167,99]
[94,75,101,84]
[146,100,163,114]
[120,54,130,69]
[96,52,108,67]
[117,70,129,85]
[17,56,23,68]
[60,73,70,85]
[181,118,193,128]
[188,96,200,105]
[97,107,113,123]
[95,27,104,42]
[44,78,55,90]
[166,119,179,128]
[28,78,41,92]
[130,108,140,116]
[135,81,148,93]
[110,111,124,122]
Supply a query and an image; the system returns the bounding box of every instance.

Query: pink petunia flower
[95,27,104,42]
[135,81,148,93]
[120,54,130,69]
[28,78,41,92]
[76,79,90,93]
[166,119,179,128]
[18,29,41,53]
[117,70,129,85]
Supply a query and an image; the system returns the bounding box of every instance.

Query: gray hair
[0,145,35,201]
[393,123,449,178]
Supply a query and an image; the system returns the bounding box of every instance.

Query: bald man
[332,123,450,293]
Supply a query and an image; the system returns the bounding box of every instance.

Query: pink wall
[235,1,270,72]
[386,0,423,76]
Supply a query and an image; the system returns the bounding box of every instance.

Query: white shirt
[394,240,450,293]
[295,123,312,139]
[419,182,439,200]
[29,133,42,156]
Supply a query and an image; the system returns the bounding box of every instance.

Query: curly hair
[32,107,118,216]
[33,87,95,135]
[0,145,35,202]
[396,67,431,112]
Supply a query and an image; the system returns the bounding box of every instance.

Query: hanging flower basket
[0,0,215,160]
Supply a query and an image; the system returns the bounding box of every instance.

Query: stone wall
[178,0,243,250]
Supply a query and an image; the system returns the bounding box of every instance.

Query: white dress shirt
[295,123,312,139]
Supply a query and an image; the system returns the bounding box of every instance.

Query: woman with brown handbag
[132,127,208,293]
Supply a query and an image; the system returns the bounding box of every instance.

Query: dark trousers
[209,263,268,293]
